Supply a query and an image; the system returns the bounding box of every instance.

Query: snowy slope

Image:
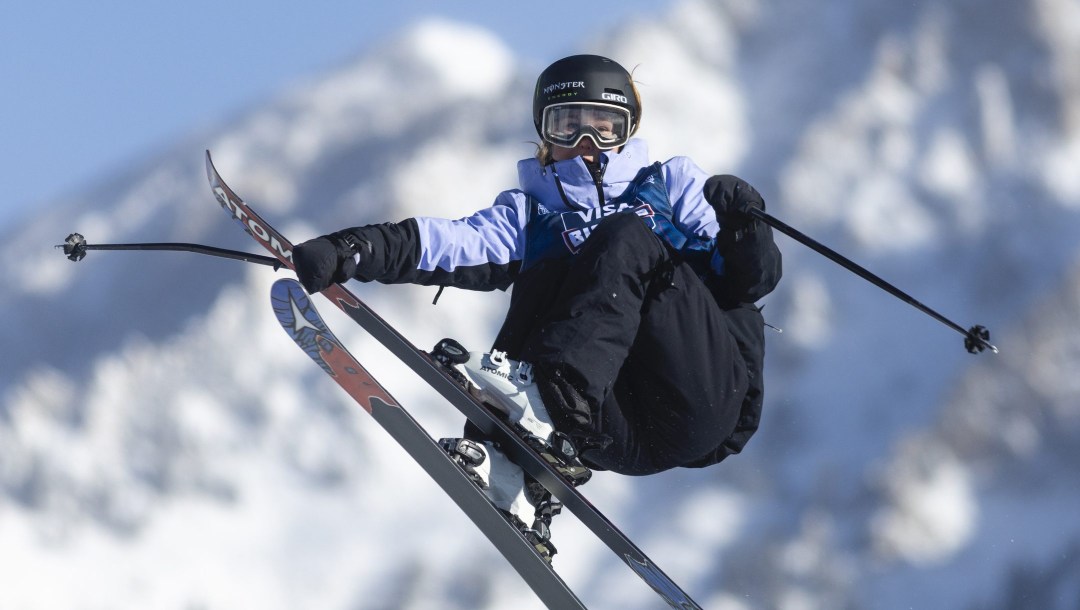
[3,1,1080,608]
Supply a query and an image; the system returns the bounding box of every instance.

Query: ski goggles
[540,102,632,150]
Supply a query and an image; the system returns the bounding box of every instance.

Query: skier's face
[550,138,602,163]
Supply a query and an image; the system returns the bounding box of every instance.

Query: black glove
[703,174,765,237]
[293,231,368,294]
[703,175,782,304]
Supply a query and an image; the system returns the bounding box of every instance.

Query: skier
[292,54,782,559]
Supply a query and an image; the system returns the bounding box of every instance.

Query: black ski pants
[511,212,754,475]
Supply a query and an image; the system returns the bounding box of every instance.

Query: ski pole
[745,207,998,354]
[55,233,283,270]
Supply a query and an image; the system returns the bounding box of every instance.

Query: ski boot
[431,338,591,487]
[440,437,562,563]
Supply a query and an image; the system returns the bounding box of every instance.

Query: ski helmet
[532,55,641,150]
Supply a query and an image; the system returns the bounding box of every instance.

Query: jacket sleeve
[662,156,721,241]
[339,191,526,291]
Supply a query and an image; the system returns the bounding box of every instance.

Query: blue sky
[1,1,670,231]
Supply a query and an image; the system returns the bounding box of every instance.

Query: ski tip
[204,150,217,180]
[271,277,305,299]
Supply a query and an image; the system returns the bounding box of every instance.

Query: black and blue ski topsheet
[207,150,703,610]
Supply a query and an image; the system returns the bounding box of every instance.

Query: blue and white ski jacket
[344,139,779,469]
[348,139,729,291]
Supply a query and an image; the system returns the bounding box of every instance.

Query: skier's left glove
[293,231,369,294]
[704,174,765,237]
[703,174,782,303]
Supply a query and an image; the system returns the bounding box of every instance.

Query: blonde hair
[534,140,555,165]
[533,76,643,165]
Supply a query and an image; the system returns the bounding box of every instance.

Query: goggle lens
[541,103,631,150]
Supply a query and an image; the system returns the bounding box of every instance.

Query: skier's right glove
[293,231,370,293]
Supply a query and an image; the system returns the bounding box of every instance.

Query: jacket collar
[516,139,651,209]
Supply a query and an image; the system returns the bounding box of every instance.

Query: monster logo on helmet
[533,55,641,150]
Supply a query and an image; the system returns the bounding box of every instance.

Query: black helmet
[532,55,640,149]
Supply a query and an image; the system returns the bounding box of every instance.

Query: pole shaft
[69,241,281,268]
[747,207,990,348]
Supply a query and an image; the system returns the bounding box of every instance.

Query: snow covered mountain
[3,0,1080,608]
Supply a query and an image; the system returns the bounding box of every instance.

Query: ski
[270,278,585,609]
[206,150,704,610]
